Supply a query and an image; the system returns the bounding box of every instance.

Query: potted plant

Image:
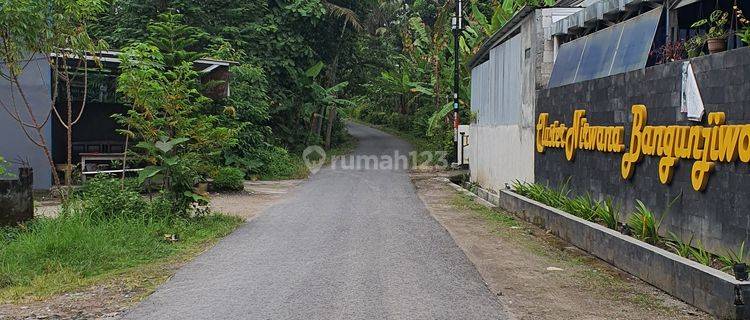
[691,10,730,54]
[685,35,706,58]
[735,5,750,45]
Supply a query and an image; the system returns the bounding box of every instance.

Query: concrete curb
[463,182,750,320]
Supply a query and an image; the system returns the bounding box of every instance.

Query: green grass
[0,212,242,301]
[451,194,519,228]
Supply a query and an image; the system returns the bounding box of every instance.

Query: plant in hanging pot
[691,10,730,54]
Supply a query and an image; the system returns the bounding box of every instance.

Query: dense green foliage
[113,41,236,213]
[91,0,354,148]
[87,0,560,170]
[344,0,554,161]
[0,178,242,298]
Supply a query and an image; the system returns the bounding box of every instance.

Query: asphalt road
[124,122,507,320]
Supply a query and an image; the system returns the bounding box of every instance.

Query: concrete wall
[0,56,53,189]
[469,9,567,191]
[0,168,34,225]
[534,46,750,255]
[469,31,533,191]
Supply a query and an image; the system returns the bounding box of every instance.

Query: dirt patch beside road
[209,180,303,220]
[411,171,711,320]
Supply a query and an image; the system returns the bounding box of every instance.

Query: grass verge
[0,213,243,302]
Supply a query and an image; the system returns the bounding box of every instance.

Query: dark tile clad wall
[534,47,750,254]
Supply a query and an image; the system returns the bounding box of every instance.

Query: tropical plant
[717,241,747,272]
[114,43,236,214]
[593,199,621,230]
[74,176,147,219]
[561,194,599,220]
[690,240,714,266]
[90,0,353,152]
[511,180,571,210]
[735,4,750,45]
[464,0,556,44]
[738,27,750,45]
[666,232,694,258]
[685,35,707,58]
[691,10,730,39]
[0,156,7,177]
[627,200,669,245]
[375,67,432,115]
[145,12,209,67]
[0,156,15,180]
[136,136,206,213]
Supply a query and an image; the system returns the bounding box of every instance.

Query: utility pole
[451,0,463,153]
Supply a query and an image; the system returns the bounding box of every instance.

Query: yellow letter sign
[535,105,750,191]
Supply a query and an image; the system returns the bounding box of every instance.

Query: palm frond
[324,2,364,33]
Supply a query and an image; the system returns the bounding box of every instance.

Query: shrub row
[511,181,747,275]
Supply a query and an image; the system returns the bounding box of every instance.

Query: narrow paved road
[124,123,507,320]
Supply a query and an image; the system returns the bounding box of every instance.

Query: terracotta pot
[707,37,727,54]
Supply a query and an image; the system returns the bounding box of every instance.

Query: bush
[366,111,388,125]
[0,176,244,297]
[387,112,411,131]
[72,177,147,220]
[254,145,307,179]
[627,200,667,245]
[212,167,245,191]
[349,104,366,120]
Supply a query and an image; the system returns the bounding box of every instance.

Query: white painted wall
[468,125,534,191]
[468,9,572,191]
[469,32,535,191]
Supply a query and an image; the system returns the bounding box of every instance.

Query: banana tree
[377,67,433,114]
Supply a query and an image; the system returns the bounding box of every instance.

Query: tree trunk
[324,107,337,149]
[66,89,73,187]
[433,55,441,111]
[399,94,406,114]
